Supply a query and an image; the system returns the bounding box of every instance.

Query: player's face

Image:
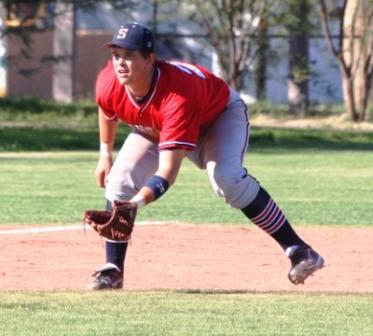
[111,47,152,86]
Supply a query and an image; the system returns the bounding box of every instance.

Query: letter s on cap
[117,27,128,39]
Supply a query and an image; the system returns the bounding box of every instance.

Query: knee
[209,166,260,208]
[213,169,236,190]
[105,161,137,201]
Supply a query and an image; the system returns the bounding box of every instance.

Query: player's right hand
[95,156,113,188]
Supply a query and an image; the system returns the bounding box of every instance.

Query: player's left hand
[83,200,137,241]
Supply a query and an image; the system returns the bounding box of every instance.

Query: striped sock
[242,187,305,249]
[250,198,286,234]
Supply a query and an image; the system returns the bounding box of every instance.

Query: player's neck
[126,68,156,99]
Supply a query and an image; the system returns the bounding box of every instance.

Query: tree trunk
[342,0,360,121]
[340,67,359,121]
[255,14,267,100]
[319,0,373,122]
[52,0,75,102]
[288,0,310,117]
[0,2,7,97]
[342,0,371,122]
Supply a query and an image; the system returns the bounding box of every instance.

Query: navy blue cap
[107,22,154,52]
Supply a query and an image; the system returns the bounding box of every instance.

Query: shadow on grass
[0,127,130,151]
[250,127,373,151]
[0,126,372,151]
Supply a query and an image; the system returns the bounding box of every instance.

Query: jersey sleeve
[158,98,200,151]
[96,96,117,120]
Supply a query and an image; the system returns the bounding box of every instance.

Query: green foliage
[0,96,97,116]
[250,101,290,117]
[0,126,131,151]
[1,122,372,152]
[251,127,373,151]
[283,0,314,33]
[0,292,373,336]
[250,100,373,122]
[250,101,347,118]
[269,0,318,35]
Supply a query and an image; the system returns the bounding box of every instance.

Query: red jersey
[96,60,230,150]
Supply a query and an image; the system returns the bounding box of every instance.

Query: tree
[189,0,271,91]
[255,8,268,100]
[286,0,311,116]
[319,0,373,122]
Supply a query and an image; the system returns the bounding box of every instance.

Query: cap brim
[104,41,140,51]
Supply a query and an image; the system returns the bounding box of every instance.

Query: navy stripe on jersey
[250,198,286,234]
[159,140,196,151]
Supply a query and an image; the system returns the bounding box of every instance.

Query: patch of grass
[250,101,347,118]
[0,150,372,226]
[0,97,98,130]
[250,100,373,121]
[0,291,372,336]
[0,126,131,151]
[1,126,373,152]
[0,96,97,116]
[250,127,373,151]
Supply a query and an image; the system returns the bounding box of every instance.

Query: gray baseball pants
[105,89,260,209]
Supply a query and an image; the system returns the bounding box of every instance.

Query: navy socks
[105,241,128,273]
[105,200,128,272]
[241,187,305,250]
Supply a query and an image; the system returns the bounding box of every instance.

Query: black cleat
[87,263,123,290]
[287,245,325,285]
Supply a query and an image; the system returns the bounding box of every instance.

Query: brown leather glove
[83,200,137,241]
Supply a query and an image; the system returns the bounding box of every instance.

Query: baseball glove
[83,200,137,241]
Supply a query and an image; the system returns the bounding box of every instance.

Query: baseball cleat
[286,245,325,285]
[87,263,123,290]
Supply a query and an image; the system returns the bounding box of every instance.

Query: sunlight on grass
[1,291,372,336]
[0,150,372,226]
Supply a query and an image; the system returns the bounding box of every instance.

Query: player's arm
[130,149,185,208]
[95,107,118,188]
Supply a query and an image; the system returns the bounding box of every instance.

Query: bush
[250,101,348,117]
[0,96,97,116]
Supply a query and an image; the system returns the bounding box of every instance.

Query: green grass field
[1,118,373,335]
[0,148,372,226]
[0,291,372,336]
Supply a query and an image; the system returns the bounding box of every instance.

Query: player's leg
[188,89,324,284]
[88,130,159,290]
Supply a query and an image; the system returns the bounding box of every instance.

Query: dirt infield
[1,224,372,293]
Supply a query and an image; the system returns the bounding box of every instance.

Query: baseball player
[88,22,324,290]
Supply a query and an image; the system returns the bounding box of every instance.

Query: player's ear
[148,52,157,65]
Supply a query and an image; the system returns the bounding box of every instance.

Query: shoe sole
[288,256,325,285]
[86,283,123,290]
[86,277,123,290]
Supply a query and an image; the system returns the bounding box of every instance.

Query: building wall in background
[5,28,111,101]
[7,30,54,100]
[74,30,111,99]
